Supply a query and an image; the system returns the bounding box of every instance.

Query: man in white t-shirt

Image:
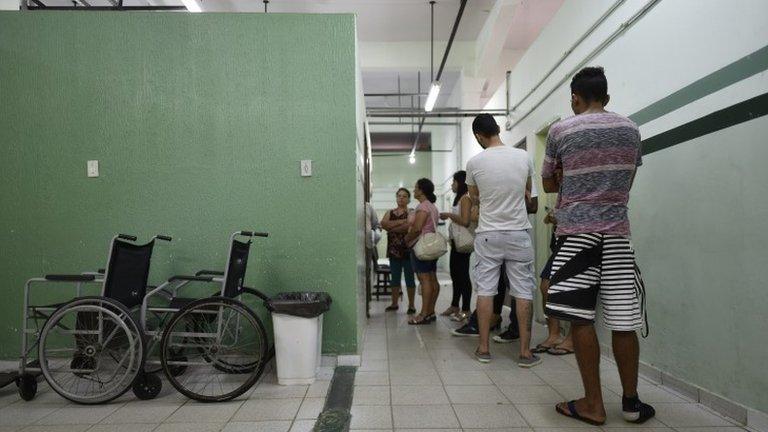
[465,114,540,368]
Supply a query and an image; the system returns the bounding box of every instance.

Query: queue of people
[373,66,654,426]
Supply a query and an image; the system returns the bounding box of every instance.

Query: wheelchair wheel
[160,297,268,402]
[39,297,144,404]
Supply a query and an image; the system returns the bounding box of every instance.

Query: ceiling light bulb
[408,154,416,164]
[424,81,441,112]
[181,0,202,12]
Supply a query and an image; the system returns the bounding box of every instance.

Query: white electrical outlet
[87,160,99,178]
[300,160,312,177]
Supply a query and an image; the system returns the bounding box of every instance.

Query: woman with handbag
[439,171,476,321]
[404,178,445,325]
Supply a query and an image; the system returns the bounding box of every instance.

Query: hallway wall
[0,12,363,355]
[494,0,768,419]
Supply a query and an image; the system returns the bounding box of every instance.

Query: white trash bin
[269,292,331,386]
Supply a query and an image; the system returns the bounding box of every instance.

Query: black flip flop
[547,346,574,356]
[555,401,605,426]
[531,344,555,354]
[385,305,399,312]
[408,315,432,325]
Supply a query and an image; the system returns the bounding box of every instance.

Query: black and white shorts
[544,233,646,331]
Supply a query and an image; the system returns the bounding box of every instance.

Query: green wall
[0,12,362,355]
[627,116,768,409]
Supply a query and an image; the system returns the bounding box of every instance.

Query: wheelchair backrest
[103,239,154,309]
[222,239,251,298]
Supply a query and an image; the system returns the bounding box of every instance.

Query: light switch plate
[87,160,99,178]
[300,160,312,177]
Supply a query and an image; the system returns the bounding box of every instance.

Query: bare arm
[468,185,480,206]
[381,210,408,231]
[404,210,427,244]
[542,168,562,193]
[525,178,538,214]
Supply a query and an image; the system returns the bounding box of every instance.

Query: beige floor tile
[306,381,330,398]
[517,404,598,428]
[296,398,325,419]
[353,386,391,406]
[392,405,460,429]
[100,401,179,424]
[231,398,301,422]
[499,385,563,404]
[221,421,292,432]
[165,400,242,423]
[453,404,528,429]
[35,405,121,425]
[0,405,60,426]
[672,428,748,432]
[250,383,308,399]
[650,403,735,427]
[486,370,546,386]
[389,372,441,386]
[350,406,393,429]
[88,424,158,432]
[355,372,390,386]
[438,370,493,386]
[445,385,508,404]
[289,419,317,432]
[390,386,449,405]
[17,426,90,432]
[154,423,225,432]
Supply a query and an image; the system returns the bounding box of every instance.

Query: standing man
[542,67,654,425]
[466,114,539,367]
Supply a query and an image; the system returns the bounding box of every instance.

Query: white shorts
[473,230,536,300]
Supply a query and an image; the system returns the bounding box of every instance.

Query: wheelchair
[139,230,272,402]
[19,233,170,404]
[18,230,273,405]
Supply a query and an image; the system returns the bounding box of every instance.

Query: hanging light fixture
[408,152,416,164]
[424,1,440,112]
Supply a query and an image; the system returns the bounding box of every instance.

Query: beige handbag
[451,222,475,253]
[413,207,448,260]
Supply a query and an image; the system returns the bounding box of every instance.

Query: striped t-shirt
[542,112,642,237]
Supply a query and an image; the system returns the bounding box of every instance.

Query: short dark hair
[416,178,437,203]
[472,114,500,138]
[396,187,411,198]
[452,171,467,206]
[571,66,608,104]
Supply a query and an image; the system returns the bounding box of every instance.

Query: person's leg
[472,232,502,355]
[402,258,417,312]
[562,322,606,422]
[599,236,653,422]
[413,271,432,320]
[388,258,403,309]
[429,271,440,316]
[612,330,639,397]
[444,246,460,315]
[538,278,562,347]
[457,251,472,312]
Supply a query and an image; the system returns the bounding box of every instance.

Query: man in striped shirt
[542,67,655,426]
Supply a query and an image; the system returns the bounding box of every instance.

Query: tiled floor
[354,274,749,432]
[0,360,332,432]
[0,275,751,432]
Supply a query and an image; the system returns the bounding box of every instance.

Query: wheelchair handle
[156,235,173,241]
[118,234,137,241]
[240,231,269,238]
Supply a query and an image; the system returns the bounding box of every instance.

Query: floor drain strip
[313,366,356,432]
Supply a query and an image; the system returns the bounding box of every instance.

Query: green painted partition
[0,12,362,355]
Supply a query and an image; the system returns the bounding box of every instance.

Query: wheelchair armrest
[44,274,96,282]
[169,275,214,282]
[195,269,225,276]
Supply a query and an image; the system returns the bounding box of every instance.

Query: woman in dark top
[380,188,416,314]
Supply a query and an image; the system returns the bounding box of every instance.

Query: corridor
[354,287,746,432]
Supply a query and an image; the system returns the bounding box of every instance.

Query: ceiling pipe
[507,0,662,131]
[407,0,468,159]
[506,0,626,128]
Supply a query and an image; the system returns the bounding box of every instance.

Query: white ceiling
[203,0,497,42]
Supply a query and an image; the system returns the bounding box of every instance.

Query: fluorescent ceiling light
[424,81,440,112]
[181,0,202,12]
[408,153,416,164]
